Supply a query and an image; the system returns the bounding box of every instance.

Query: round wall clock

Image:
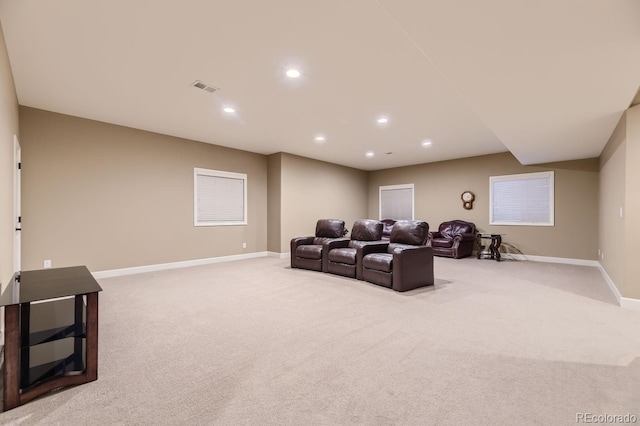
[461,191,475,210]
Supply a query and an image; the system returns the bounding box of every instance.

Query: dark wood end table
[476,233,504,262]
[1,266,102,411]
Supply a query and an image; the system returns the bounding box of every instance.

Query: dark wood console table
[476,233,504,262]
[1,266,102,411]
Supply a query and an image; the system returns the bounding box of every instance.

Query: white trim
[501,253,599,267]
[267,251,290,259]
[502,255,640,311]
[32,296,74,305]
[92,252,268,279]
[13,135,21,274]
[620,297,640,312]
[595,263,640,311]
[90,251,640,311]
[596,263,622,304]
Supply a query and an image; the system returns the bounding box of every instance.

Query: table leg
[3,304,21,411]
[491,235,502,261]
[19,303,31,389]
[85,292,99,382]
[74,295,84,371]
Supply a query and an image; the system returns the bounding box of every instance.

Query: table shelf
[22,352,85,390]
[22,324,87,348]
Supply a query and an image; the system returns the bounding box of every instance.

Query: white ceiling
[1,0,639,171]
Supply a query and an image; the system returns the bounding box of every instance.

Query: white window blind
[379,184,414,220]
[194,168,247,226]
[490,171,554,226]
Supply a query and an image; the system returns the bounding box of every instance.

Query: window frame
[489,171,554,226]
[193,168,247,227]
[379,183,414,221]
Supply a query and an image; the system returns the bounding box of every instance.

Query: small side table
[0,266,102,411]
[476,233,504,262]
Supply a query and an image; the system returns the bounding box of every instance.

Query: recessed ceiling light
[422,140,432,147]
[366,151,375,157]
[223,107,236,114]
[377,117,389,124]
[286,68,301,78]
[314,135,325,142]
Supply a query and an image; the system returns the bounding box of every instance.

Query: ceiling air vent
[192,80,219,94]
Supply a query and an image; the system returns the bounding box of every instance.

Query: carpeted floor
[1,256,639,425]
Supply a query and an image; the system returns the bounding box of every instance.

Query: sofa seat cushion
[430,238,454,248]
[363,253,393,273]
[329,248,356,264]
[296,245,323,260]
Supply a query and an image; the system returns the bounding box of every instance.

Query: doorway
[14,135,21,273]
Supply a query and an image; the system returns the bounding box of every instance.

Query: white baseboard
[596,263,640,311]
[620,297,640,311]
[502,254,640,310]
[501,253,599,267]
[93,252,269,279]
[92,250,640,311]
[596,263,622,304]
[267,251,289,259]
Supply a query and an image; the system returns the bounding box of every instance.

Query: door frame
[13,134,21,273]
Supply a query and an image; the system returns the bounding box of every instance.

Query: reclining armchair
[327,219,387,280]
[291,219,348,272]
[361,220,434,292]
[428,220,476,259]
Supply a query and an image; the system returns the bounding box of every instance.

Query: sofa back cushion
[390,220,429,246]
[315,219,346,238]
[438,220,476,239]
[351,219,383,242]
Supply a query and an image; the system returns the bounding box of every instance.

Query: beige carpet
[1,256,639,425]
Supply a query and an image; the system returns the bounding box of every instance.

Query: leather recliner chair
[361,220,434,292]
[428,220,476,259]
[291,219,348,272]
[327,219,388,280]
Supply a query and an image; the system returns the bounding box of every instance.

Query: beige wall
[599,114,626,293]
[19,107,268,272]
[279,153,368,253]
[267,153,282,253]
[624,105,640,299]
[369,152,599,260]
[598,106,640,300]
[0,21,19,288]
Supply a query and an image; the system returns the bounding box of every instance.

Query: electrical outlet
[44,259,52,268]
[242,242,247,249]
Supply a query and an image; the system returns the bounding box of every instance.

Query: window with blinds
[490,171,554,226]
[379,184,414,220]
[194,168,247,226]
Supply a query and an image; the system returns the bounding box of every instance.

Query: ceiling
[1,0,639,171]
